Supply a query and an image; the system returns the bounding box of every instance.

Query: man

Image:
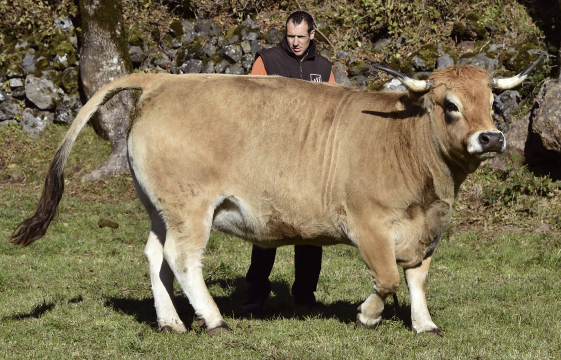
[243,11,335,315]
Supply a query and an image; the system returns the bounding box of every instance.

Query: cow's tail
[10,73,152,247]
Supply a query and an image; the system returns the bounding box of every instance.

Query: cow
[10,54,544,336]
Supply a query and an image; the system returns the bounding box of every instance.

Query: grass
[1,124,560,359]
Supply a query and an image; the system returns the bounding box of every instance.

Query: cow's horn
[492,53,545,90]
[372,62,433,93]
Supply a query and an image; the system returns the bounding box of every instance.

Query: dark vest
[255,37,332,83]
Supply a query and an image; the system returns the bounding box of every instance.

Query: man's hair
[286,11,314,35]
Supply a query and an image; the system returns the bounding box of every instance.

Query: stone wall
[0,16,549,143]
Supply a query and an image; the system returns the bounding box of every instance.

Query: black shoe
[241,298,265,316]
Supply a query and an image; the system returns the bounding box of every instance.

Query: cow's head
[373,54,544,173]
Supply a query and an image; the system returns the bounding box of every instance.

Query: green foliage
[479,162,560,207]
[0,0,77,34]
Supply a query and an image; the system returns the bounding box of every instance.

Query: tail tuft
[10,152,66,247]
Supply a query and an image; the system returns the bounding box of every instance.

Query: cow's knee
[374,270,400,297]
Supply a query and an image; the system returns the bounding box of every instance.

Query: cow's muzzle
[468,130,506,159]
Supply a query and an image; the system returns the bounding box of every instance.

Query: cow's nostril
[478,132,504,152]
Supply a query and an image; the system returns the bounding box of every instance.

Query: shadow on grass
[4,295,83,320]
[103,276,413,332]
[104,296,195,331]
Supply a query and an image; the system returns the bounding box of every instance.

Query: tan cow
[11,55,543,335]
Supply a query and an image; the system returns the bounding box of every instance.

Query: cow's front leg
[355,227,400,328]
[404,255,441,334]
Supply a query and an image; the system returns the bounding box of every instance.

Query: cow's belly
[210,196,349,247]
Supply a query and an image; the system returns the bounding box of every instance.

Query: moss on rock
[501,43,543,73]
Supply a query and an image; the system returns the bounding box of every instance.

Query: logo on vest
[310,74,322,82]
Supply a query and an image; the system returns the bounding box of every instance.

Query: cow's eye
[445,101,459,112]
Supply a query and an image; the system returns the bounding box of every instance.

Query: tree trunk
[78,0,135,181]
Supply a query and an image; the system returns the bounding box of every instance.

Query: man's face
[286,20,315,58]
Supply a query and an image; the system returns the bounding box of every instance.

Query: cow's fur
[12,68,507,335]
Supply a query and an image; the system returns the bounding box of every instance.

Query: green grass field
[1,124,560,359]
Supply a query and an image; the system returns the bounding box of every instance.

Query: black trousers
[245,244,322,303]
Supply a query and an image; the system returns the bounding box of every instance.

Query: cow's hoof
[158,324,186,334]
[207,321,231,337]
[159,326,174,333]
[355,313,381,329]
[426,328,443,337]
[412,326,443,336]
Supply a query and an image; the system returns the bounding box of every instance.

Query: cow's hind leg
[144,215,187,333]
[162,208,230,336]
[404,256,441,335]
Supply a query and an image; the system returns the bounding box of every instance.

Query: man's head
[285,11,315,59]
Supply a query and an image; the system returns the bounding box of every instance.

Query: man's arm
[250,57,267,76]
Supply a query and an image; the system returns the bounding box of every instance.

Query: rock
[202,61,215,74]
[195,18,222,37]
[221,45,243,63]
[493,90,520,127]
[351,76,369,90]
[54,16,73,35]
[25,73,64,110]
[242,31,260,42]
[241,41,252,55]
[21,108,54,137]
[0,98,23,121]
[53,53,70,70]
[250,40,262,55]
[336,51,349,59]
[383,78,407,92]
[408,45,440,71]
[531,80,561,154]
[488,43,506,53]
[0,89,10,102]
[55,93,82,124]
[320,49,332,58]
[228,35,240,45]
[203,38,219,58]
[334,71,353,87]
[490,112,530,169]
[241,54,253,71]
[22,51,38,73]
[180,59,203,74]
[172,30,196,48]
[9,78,24,88]
[168,20,196,48]
[225,62,245,75]
[266,29,283,45]
[215,59,230,73]
[129,45,146,66]
[347,61,372,77]
[153,52,171,69]
[169,20,195,38]
[61,67,79,94]
[333,61,347,73]
[0,119,18,127]
[374,38,392,51]
[176,39,206,63]
[436,54,454,69]
[7,63,24,78]
[459,53,499,72]
[458,41,475,52]
[502,43,543,73]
